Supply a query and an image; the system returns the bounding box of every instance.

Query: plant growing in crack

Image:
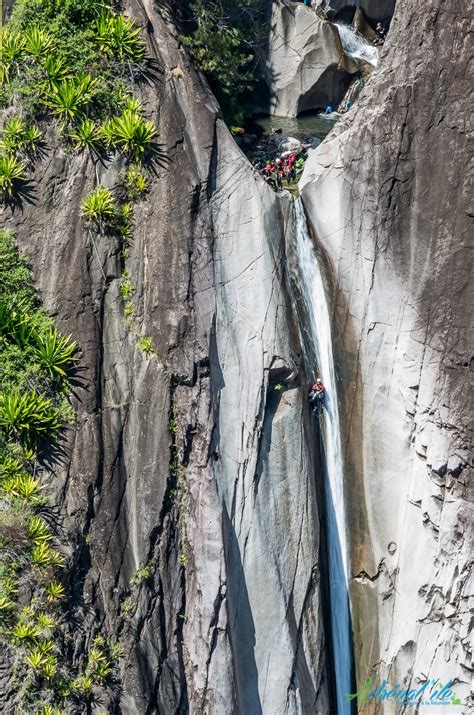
[138,335,154,355]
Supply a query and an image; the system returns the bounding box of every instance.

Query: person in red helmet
[309,378,326,413]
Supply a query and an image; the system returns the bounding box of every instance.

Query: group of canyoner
[255,151,306,192]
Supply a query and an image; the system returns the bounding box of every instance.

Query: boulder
[320,0,396,24]
[262,0,354,117]
[353,7,377,41]
[280,136,304,153]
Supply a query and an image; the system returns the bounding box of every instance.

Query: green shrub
[0,154,27,199]
[123,163,149,199]
[119,272,133,301]
[181,0,265,120]
[0,230,37,304]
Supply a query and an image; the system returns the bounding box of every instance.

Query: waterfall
[335,22,379,67]
[293,198,353,714]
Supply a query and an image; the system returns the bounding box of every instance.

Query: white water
[293,199,352,714]
[336,22,379,67]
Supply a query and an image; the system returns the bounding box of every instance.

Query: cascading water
[292,198,353,714]
[335,22,379,67]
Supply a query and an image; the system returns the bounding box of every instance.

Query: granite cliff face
[301,0,473,708]
[261,0,353,117]
[1,1,330,713]
[2,0,471,712]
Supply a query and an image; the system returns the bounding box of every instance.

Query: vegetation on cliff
[0,230,124,712]
[0,1,158,710]
[0,0,158,206]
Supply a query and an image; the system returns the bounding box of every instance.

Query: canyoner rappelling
[309,377,326,417]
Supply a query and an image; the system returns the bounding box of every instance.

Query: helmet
[316,378,321,383]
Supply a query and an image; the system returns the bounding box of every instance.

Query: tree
[181,0,268,122]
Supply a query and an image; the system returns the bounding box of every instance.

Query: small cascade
[336,22,379,67]
[292,198,353,714]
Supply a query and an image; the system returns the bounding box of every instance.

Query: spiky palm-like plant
[81,186,117,231]
[23,125,44,155]
[0,154,26,199]
[25,649,50,671]
[0,119,43,156]
[70,117,102,154]
[0,28,25,83]
[1,473,44,503]
[101,110,157,159]
[31,541,63,568]
[45,581,65,601]
[36,612,55,631]
[0,455,23,479]
[0,117,26,153]
[121,96,144,113]
[0,596,15,620]
[24,27,55,59]
[13,621,40,642]
[46,74,97,125]
[11,316,34,349]
[94,10,145,62]
[28,516,52,544]
[0,300,16,335]
[0,390,61,446]
[33,327,79,379]
[40,54,71,90]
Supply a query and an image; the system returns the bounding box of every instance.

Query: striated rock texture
[1,0,330,713]
[301,0,473,710]
[261,0,353,117]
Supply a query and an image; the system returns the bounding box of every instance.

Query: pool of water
[238,112,339,166]
[251,113,338,143]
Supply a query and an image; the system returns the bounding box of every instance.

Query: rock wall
[1,0,330,712]
[301,0,472,709]
[261,0,353,117]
